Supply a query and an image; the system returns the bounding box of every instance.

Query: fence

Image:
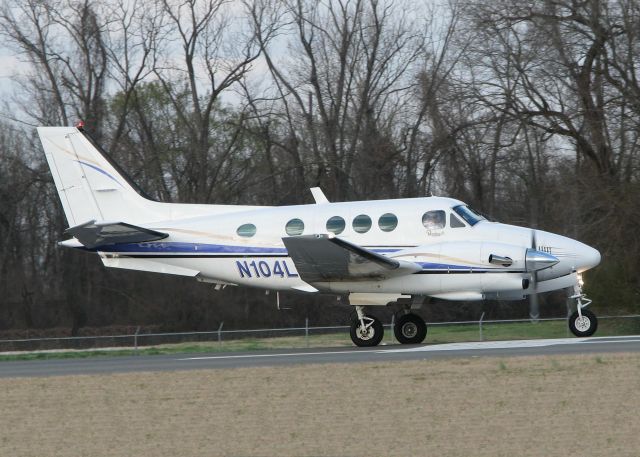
[1,314,639,353]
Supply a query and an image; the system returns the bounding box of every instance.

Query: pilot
[422,211,445,230]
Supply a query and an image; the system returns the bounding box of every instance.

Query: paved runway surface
[1,335,640,378]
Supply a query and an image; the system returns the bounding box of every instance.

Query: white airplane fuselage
[63,196,600,303]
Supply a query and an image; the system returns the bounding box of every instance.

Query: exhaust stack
[488,254,513,267]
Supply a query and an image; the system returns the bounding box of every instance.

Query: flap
[282,234,420,282]
[65,220,168,248]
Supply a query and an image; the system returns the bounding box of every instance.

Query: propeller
[528,230,540,321]
[525,230,561,321]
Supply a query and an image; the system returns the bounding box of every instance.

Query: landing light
[577,273,584,287]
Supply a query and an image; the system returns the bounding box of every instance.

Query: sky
[0,0,450,125]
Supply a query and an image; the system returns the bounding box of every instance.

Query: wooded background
[0,0,638,336]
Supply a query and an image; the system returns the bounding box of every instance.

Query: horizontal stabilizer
[100,255,200,277]
[65,220,168,249]
[283,234,420,283]
[292,284,320,293]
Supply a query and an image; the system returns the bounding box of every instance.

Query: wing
[282,234,420,283]
[65,220,168,249]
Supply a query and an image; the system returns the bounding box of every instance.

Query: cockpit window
[452,205,486,226]
[450,213,465,228]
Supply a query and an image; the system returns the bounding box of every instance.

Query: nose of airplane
[575,242,601,272]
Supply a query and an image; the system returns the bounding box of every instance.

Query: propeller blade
[529,284,540,320]
[528,229,541,320]
[531,229,537,250]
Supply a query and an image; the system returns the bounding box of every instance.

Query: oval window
[285,218,305,236]
[378,213,398,232]
[237,223,256,237]
[422,210,445,230]
[352,214,372,233]
[326,216,346,235]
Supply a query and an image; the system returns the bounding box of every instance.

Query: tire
[394,313,427,344]
[350,315,384,347]
[569,309,598,337]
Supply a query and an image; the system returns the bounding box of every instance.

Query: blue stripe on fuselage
[94,242,408,255]
[416,262,477,270]
[97,242,289,254]
[94,242,494,271]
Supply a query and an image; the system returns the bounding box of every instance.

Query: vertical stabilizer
[37,127,161,226]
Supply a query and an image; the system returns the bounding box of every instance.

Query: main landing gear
[394,313,427,345]
[568,283,598,337]
[349,306,428,347]
[350,306,384,347]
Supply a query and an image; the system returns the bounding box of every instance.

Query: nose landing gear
[568,284,598,337]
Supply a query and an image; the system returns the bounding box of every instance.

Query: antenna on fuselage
[310,187,329,204]
[267,290,291,310]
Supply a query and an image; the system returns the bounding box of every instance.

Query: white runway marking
[180,350,365,361]
[380,338,588,353]
[379,335,640,353]
[178,336,640,361]
[582,338,640,345]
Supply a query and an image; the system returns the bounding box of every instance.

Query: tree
[462,0,640,180]
[250,0,424,200]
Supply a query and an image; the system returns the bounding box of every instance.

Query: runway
[1,335,640,378]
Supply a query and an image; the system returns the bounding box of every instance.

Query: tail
[37,126,162,227]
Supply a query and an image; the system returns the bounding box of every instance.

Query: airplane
[37,125,602,347]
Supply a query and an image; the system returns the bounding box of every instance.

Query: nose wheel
[569,308,598,337]
[568,284,598,337]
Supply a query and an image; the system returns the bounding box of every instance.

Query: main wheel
[394,313,427,344]
[350,315,384,347]
[569,309,598,337]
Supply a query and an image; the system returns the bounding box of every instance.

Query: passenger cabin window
[237,223,256,237]
[326,216,346,235]
[422,210,445,230]
[285,218,304,236]
[353,214,372,233]
[450,213,465,228]
[378,213,398,232]
[452,205,486,226]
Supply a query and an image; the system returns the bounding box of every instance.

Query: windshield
[452,205,487,226]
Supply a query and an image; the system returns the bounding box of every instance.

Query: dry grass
[1,353,639,457]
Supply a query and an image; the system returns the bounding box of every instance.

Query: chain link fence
[1,314,639,354]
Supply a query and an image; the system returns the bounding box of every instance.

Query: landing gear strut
[568,283,598,337]
[394,313,427,344]
[349,306,384,347]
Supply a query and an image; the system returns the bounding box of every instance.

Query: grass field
[1,317,638,361]
[1,352,639,456]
